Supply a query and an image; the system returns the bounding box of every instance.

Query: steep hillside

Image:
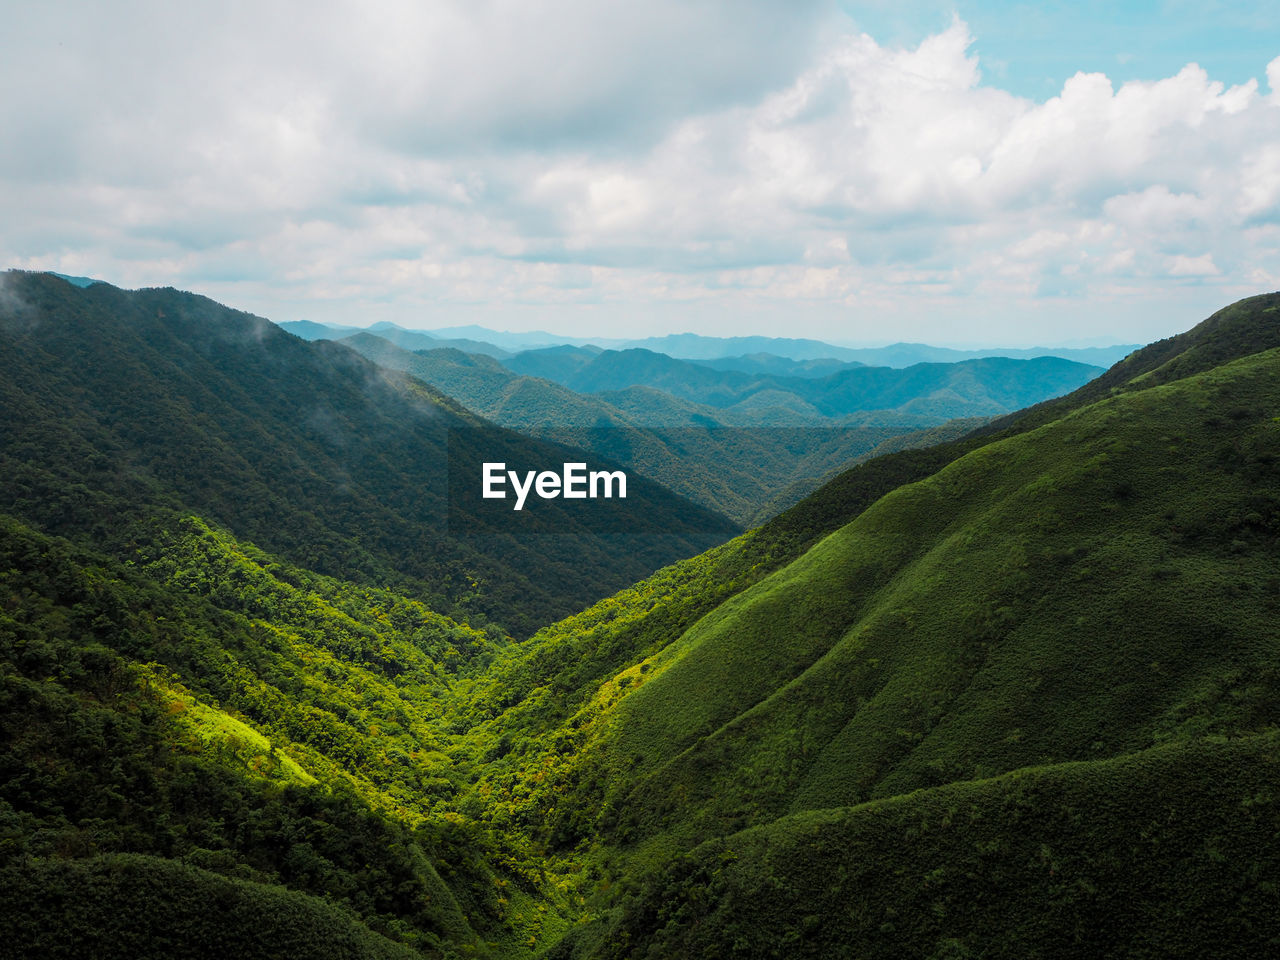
[451,293,1280,956]
[0,513,532,958]
[6,279,1280,958]
[558,731,1280,959]
[0,271,734,635]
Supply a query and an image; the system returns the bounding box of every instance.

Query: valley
[2,272,1279,958]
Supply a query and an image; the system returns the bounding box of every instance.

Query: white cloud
[3,6,1279,344]
[1167,254,1221,277]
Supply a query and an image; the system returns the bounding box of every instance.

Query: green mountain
[282,319,515,360]
[621,333,1139,368]
[502,345,1104,423]
[0,271,734,636]
[687,352,861,378]
[286,320,1137,370]
[342,331,1102,525]
[4,276,1280,957]
[452,293,1280,957]
[0,510,540,958]
[337,332,966,526]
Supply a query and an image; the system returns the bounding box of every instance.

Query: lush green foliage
[1,854,425,960]
[444,301,1280,956]
[0,513,531,955]
[553,732,1280,959]
[4,275,1280,957]
[0,272,733,636]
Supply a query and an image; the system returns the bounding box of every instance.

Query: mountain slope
[449,292,1280,956]
[7,274,1280,958]
[582,347,1280,849]
[557,730,1280,959]
[0,512,513,957]
[0,271,734,635]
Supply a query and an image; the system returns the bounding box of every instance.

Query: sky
[4,1,1280,347]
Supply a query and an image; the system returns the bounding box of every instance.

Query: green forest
[331,327,1096,525]
[2,271,1279,957]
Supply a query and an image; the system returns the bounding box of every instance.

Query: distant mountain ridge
[500,343,1104,422]
[338,330,1103,523]
[281,319,512,359]
[281,319,1139,369]
[339,332,974,526]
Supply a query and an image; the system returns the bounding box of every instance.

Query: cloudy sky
[5,1,1279,346]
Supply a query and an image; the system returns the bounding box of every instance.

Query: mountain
[620,331,872,362]
[687,352,861,378]
[503,344,1104,423]
[50,271,107,288]
[287,321,1137,370]
[338,332,924,526]
[0,510,506,957]
[276,318,364,339]
[422,324,614,352]
[621,333,1139,368]
[282,319,512,359]
[0,271,734,636]
[5,274,1280,957]
[819,340,1140,369]
[452,292,1280,957]
[498,343,605,382]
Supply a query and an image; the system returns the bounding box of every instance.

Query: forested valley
[3,271,1279,958]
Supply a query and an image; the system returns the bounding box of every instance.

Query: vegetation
[3,273,1279,956]
[340,332,937,524]
[499,344,1101,423]
[0,272,734,636]
[340,329,1098,525]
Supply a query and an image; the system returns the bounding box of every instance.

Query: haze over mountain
[0,272,733,636]
[3,272,1279,958]
[339,332,988,526]
[502,344,1104,423]
[281,320,513,360]
[338,330,1103,525]
[283,318,1138,370]
[622,331,1139,367]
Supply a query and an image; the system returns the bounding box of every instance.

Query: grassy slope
[590,347,1280,854]
[557,731,1280,959]
[447,300,1280,956]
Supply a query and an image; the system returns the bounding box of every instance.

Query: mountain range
[337,332,1030,525]
[499,343,1102,421]
[0,273,733,636]
[322,326,1102,525]
[3,271,1279,958]
[282,318,1139,369]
